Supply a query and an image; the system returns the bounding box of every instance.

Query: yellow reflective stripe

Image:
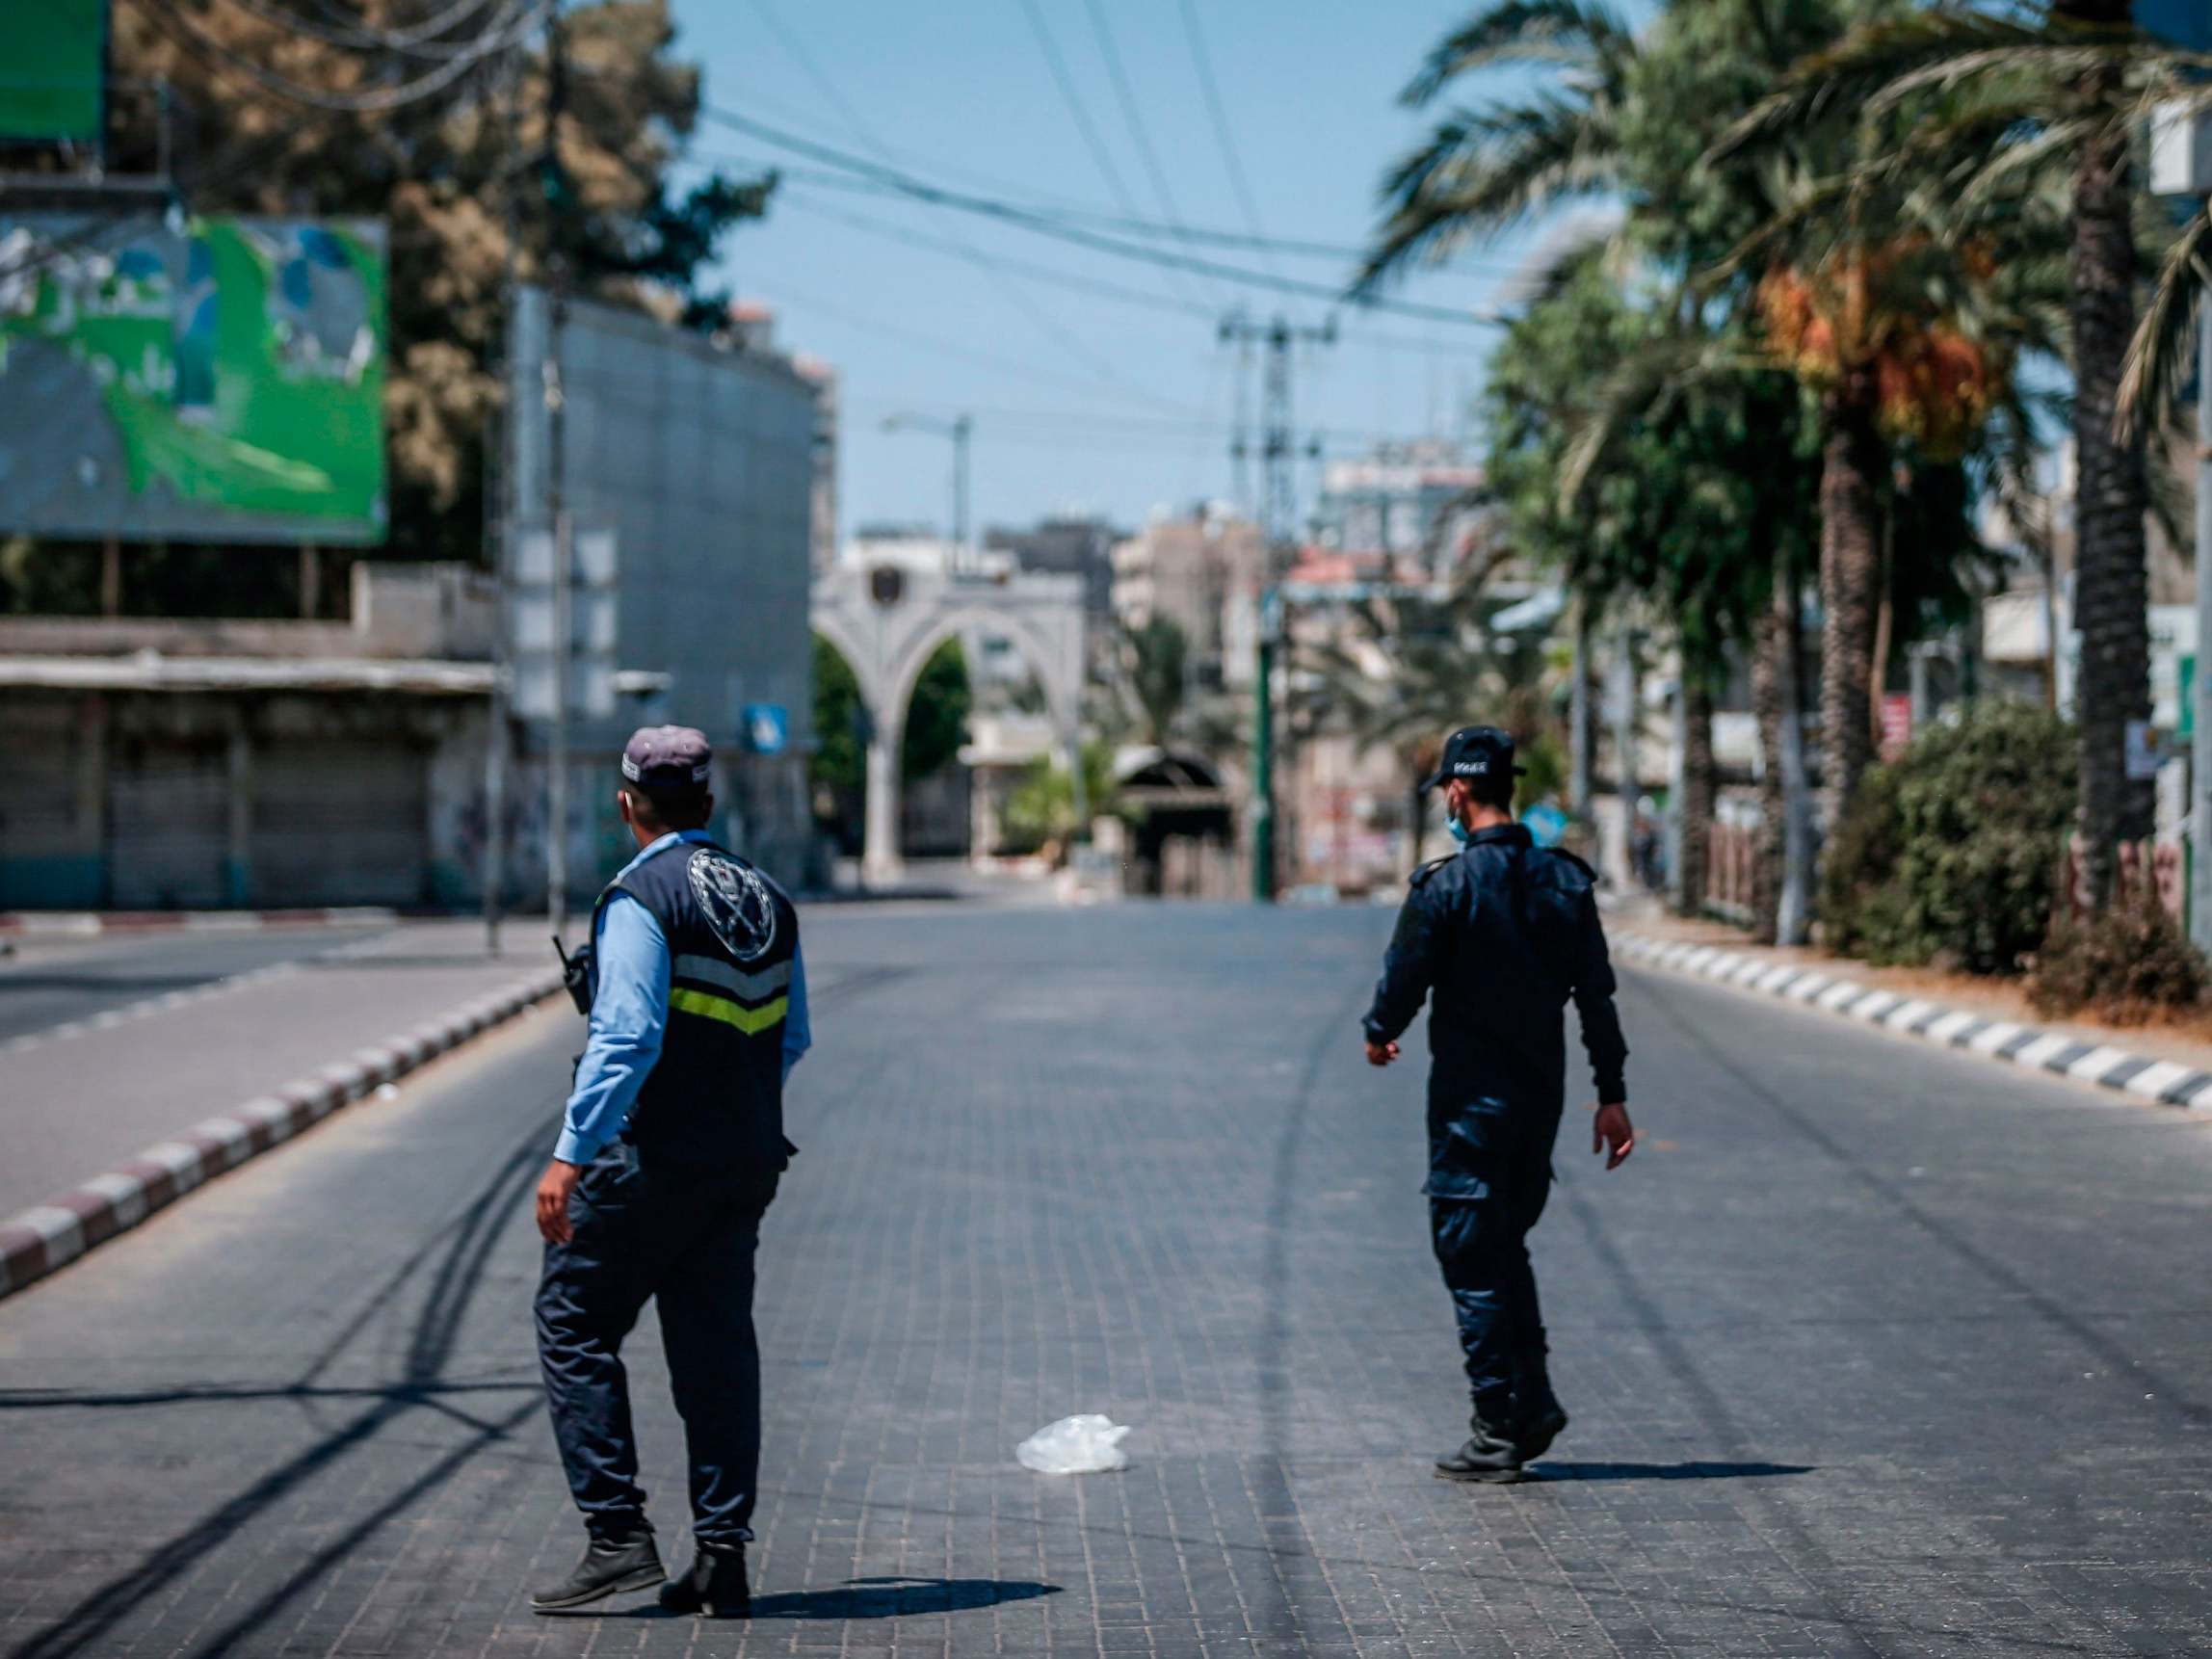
[669,986,788,1036]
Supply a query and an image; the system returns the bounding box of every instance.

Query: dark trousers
[1429,1160,1552,1417]
[535,1153,779,1546]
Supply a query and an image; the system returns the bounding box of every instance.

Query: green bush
[1817,701,2075,974]
[2027,895,2207,1024]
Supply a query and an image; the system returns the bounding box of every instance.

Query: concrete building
[1110,507,1266,690]
[507,288,823,896]
[985,515,1121,624]
[1312,440,1489,575]
[0,563,496,909]
[0,295,830,911]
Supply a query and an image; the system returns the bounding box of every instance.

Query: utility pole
[2195,269,2212,949]
[882,412,972,574]
[542,0,572,940]
[1221,311,1334,901]
[483,33,526,957]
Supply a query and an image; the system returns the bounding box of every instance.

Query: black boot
[659,1542,751,1619]
[1435,1406,1524,1484]
[1513,1374,1569,1462]
[530,1519,665,1613]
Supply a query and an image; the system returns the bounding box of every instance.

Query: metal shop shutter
[0,727,84,908]
[109,741,230,908]
[250,739,429,908]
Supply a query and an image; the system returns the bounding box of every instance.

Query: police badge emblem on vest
[688,849,778,963]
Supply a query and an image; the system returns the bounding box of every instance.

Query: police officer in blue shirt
[529,725,809,1618]
[1363,725,1634,1485]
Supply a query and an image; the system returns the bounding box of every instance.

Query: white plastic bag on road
[1015,1414,1131,1474]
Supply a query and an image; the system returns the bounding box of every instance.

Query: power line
[1079,0,1227,308]
[767,184,1502,358]
[128,0,540,112]
[695,104,1507,329]
[1012,0,1208,312]
[211,0,523,60]
[1176,0,1278,278]
[738,0,1188,413]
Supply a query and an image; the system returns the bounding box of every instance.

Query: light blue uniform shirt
[554,829,811,1167]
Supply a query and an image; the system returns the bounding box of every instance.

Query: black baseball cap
[1420,725,1527,792]
[620,724,713,791]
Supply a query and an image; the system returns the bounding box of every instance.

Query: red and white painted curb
[1617,933,2212,1112]
[0,908,397,939]
[0,968,564,1301]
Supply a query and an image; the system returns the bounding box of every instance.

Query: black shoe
[529,1523,666,1614]
[1435,1409,1525,1484]
[1514,1383,1569,1462]
[659,1542,751,1619]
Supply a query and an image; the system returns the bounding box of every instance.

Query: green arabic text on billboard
[0,0,106,145]
[0,213,387,544]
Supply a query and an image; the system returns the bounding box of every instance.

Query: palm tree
[1725,2,2210,902]
[1356,0,1973,874]
[1118,617,1192,750]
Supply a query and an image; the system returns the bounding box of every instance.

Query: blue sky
[669,0,1590,541]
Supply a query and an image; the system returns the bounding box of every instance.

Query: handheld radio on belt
[554,935,593,1016]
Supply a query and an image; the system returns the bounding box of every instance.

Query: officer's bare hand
[1364,1039,1400,1067]
[1592,1101,1635,1170]
[536,1159,582,1244]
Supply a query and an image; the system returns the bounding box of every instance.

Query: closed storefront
[250,739,429,907]
[0,698,97,908]
[109,738,232,909]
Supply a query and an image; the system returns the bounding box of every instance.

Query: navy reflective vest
[589,839,799,1174]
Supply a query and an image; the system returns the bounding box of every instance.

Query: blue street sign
[744,703,789,755]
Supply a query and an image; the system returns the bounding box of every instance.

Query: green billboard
[0,0,106,145]
[0,214,387,543]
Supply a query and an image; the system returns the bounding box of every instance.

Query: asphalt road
[0,925,389,1049]
[1,904,2208,1658]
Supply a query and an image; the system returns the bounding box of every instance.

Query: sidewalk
[1610,897,2212,1110]
[0,921,564,1296]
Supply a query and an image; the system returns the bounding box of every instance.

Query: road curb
[0,908,397,938]
[0,968,565,1301]
[1616,932,2212,1112]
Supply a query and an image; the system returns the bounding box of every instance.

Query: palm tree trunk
[1818,372,1884,837]
[1675,673,1714,918]
[1752,600,1784,944]
[2063,0,2153,907]
[1778,578,1815,946]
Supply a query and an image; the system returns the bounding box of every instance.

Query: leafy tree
[1725,2,2212,905]
[1119,617,1192,750]
[811,634,865,798]
[83,0,773,587]
[902,638,972,782]
[1362,0,2041,922]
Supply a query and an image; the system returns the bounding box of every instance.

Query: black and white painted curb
[0,968,565,1301]
[1617,934,2212,1112]
[0,907,395,938]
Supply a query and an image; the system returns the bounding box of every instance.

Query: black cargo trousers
[1426,1102,1560,1419]
[535,1150,779,1546]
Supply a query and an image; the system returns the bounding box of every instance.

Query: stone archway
[813,565,1086,884]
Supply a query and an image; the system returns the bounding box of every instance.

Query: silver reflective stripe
[672,954,791,1001]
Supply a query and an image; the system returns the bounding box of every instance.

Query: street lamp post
[882,412,973,573]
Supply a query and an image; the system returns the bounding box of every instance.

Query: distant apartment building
[1110,507,1267,689]
[1312,440,1490,576]
[984,515,1121,624]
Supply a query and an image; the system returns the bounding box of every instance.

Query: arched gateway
[813,564,1087,884]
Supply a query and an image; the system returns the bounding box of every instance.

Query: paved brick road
[2,905,2209,1657]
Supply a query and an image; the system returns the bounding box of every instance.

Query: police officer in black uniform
[529,726,809,1617]
[1362,725,1634,1484]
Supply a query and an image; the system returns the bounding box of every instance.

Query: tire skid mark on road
[1628,968,2212,1432]
[3,1103,557,1659]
